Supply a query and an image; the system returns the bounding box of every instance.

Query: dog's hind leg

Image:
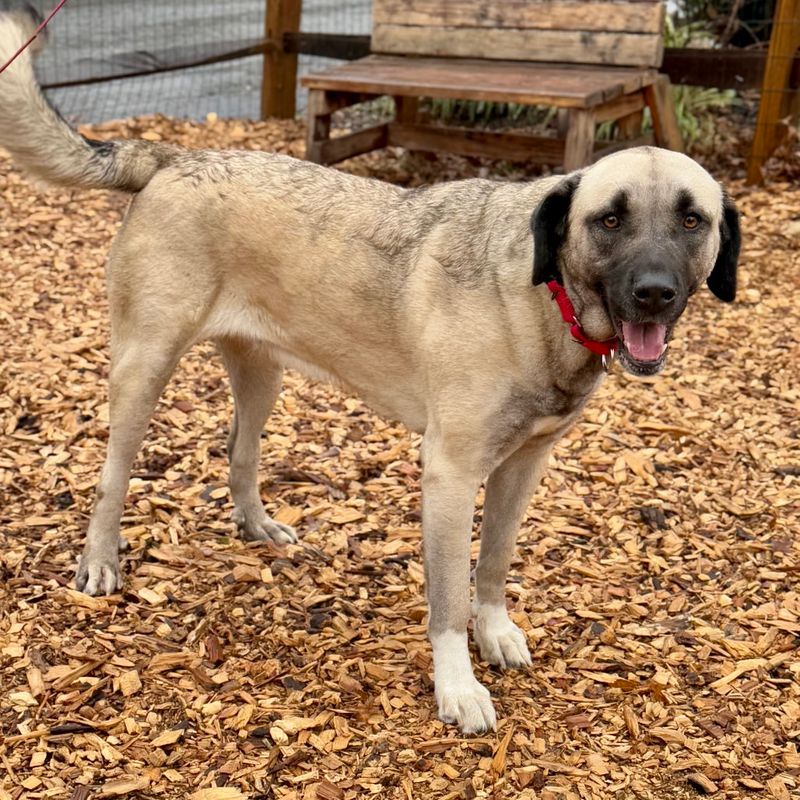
[473,437,554,668]
[76,327,191,595]
[218,338,296,545]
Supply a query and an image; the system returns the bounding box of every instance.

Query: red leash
[546,279,618,364]
[0,0,69,75]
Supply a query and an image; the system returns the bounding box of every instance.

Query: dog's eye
[683,214,700,230]
[602,215,620,230]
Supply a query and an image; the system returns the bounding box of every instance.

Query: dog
[0,4,740,733]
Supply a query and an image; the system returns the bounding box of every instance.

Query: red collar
[546,280,619,360]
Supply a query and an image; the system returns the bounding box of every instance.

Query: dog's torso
[113,152,601,467]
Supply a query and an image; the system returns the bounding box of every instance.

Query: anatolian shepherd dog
[0,3,739,732]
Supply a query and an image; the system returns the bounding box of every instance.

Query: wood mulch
[0,115,798,800]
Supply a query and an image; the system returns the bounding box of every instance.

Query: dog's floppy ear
[706,191,741,303]
[530,175,581,286]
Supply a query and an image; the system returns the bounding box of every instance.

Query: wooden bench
[301,0,683,170]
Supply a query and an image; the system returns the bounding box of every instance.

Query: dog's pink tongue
[621,322,667,362]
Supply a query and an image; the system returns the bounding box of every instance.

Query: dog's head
[531,147,741,376]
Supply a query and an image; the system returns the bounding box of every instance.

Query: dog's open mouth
[617,321,671,376]
[599,288,673,376]
[622,321,667,361]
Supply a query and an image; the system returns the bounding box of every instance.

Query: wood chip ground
[0,115,798,800]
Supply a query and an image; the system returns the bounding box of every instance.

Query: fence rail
[41,40,267,90]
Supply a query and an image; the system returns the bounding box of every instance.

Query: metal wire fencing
[35,0,370,122]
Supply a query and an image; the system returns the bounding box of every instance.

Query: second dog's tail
[0,3,181,192]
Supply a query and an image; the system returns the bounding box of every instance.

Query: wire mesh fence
[36,0,370,123]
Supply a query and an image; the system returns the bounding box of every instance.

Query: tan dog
[0,5,740,733]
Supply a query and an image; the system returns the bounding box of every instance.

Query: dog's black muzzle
[604,257,689,375]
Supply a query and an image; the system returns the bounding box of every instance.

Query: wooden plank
[309,90,379,115]
[595,92,646,124]
[664,47,784,91]
[394,96,420,124]
[556,108,570,138]
[616,108,645,138]
[283,32,371,60]
[373,0,665,35]
[665,47,800,90]
[372,25,664,67]
[302,56,655,108]
[643,75,683,151]
[610,69,657,95]
[747,0,800,183]
[306,89,333,160]
[308,125,390,165]
[387,123,566,163]
[261,0,302,119]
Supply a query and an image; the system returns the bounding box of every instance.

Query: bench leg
[394,95,419,124]
[617,108,644,140]
[556,108,570,138]
[563,109,596,171]
[306,89,390,165]
[306,89,333,164]
[644,75,683,152]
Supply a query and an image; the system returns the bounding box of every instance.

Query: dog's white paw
[76,547,123,596]
[436,676,497,734]
[473,602,532,669]
[233,507,298,545]
[431,629,497,734]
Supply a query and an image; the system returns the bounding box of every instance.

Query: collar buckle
[545,279,619,362]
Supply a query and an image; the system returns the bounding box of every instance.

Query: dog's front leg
[422,443,496,734]
[473,437,554,668]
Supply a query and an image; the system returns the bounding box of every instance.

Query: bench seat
[303,55,659,109]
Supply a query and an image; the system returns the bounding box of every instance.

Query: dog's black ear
[707,192,741,302]
[530,175,581,286]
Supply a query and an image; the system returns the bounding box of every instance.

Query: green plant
[669,85,740,143]
[663,14,716,47]
[592,17,741,145]
[420,97,557,128]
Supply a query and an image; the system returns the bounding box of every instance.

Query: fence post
[746,0,800,183]
[261,0,303,119]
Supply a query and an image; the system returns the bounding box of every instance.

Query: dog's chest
[489,378,598,463]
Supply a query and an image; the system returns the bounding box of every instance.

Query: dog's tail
[0,3,181,192]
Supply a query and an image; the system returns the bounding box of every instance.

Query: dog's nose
[631,271,677,313]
